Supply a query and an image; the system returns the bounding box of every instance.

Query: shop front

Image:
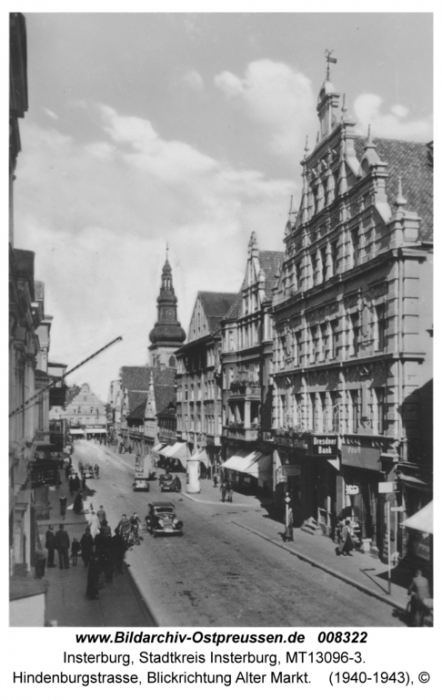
[221,450,272,491]
[402,501,433,577]
[340,443,384,550]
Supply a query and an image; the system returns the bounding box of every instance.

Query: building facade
[175,291,238,477]
[51,383,107,439]
[272,70,433,557]
[220,233,284,492]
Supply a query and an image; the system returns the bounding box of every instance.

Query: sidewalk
[37,458,153,627]
[181,477,411,612]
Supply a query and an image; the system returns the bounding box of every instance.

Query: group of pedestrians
[44,524,77,570]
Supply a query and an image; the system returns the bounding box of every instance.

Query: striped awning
[402,501,433,534]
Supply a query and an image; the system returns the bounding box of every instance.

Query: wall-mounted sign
[342,444,381,471]
[311,435,338,457]
[378,482,397,493]
[346,485,360,496]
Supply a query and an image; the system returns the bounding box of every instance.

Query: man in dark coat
[59,493,68,519]
[112,531,127,574]
[45,525,56,567]
[54,524,70,569]
[80,527,94,568]
[86,553,102,599]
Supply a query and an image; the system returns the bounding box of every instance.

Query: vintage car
[158,472,173,483]
[132,478,150,492]
[145,501,183,537]
[160,475,182,493]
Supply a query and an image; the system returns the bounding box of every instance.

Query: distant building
[272,68,433,559]
[175,290,238,477]
[53,383,107,439]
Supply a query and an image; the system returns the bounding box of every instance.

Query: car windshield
[155,507,174,514]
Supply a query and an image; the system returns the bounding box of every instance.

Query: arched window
[169,355,176,368]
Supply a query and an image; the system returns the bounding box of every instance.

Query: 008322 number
[318,631,368,643]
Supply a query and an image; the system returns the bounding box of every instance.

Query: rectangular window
[375,304,386,351]
[296,262,302,290]
[375,387,387,434]
[320,247,327,283]
[350,313,359,356]
[320,323,327,361]
[351,227,359,266]
[331,320,339,358]
[350,390,360,432]
[330,241,338,277]
[314,326,321,363]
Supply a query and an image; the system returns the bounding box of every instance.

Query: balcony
[223,421,260,442]
[228,379,260,400]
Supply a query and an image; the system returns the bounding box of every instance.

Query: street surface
[73,440,404,627]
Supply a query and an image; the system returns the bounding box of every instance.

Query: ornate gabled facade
[272,68,433,560]
[148,252,186,368]
[220,232,284,490]
[175,290,238,476]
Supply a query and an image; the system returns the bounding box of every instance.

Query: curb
[232,521,406,613]
[181,491,258,507]
[123,562,160,627]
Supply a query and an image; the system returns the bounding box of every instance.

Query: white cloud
[43,107,59,120]
[354,93,433,141]
[14,108,293,397]
[184,69,204,92]
[215,60,316,160]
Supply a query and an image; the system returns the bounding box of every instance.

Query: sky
[12,11,433,401]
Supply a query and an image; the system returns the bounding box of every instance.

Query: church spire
[148,251,186,368]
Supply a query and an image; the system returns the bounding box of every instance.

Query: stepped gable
[258,250,285,299]
[198,291,239,333]
[354,137,433,242]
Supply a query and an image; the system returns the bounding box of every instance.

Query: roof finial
[166,242,169,261]
[304,135,310,155]
[341,93,348,121]
[395,176,407,211]
[325,48,337,81]
[367,124,373,146]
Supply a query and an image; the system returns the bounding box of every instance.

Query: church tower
[148,249,186,368]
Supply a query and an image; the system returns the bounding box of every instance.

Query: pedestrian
[65,463,70,481]
[45,525,56,567]
[407,569,432,626]
[336,519,354,556]
[283,505,294,542]
[116,514,131,544]
[80,527,94,567]
[86,552,102,599]
[100,519,112,537]
[220,480,227,503]
[112,531,127,574]
[213,474,218,488]
[226,482,233,503]
[34,547,47,579]
[54,524,70,569]
[59,493,67,519]
[71,538,80,566]
[68,475,75,495]
[73,491,84,515]
[88,510,100,538]
[97,505,107,525]
[81,474,86,491]
[73,473,81,491]
[94,464,100,479]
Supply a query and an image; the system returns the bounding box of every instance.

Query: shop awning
[85,428,107,434]
[325,458,340,471]
[165,442,187,463]
[69,429,86,435]
[402,501,433,534]
[222,451,272,479]
[187,449,208,466]
[152,443,166,454]
[397,474,432,491]
[158,445,174,457]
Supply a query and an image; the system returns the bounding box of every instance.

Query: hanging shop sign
[345,485,360,496]
[341,444,381,471]
[311,435,338,457]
